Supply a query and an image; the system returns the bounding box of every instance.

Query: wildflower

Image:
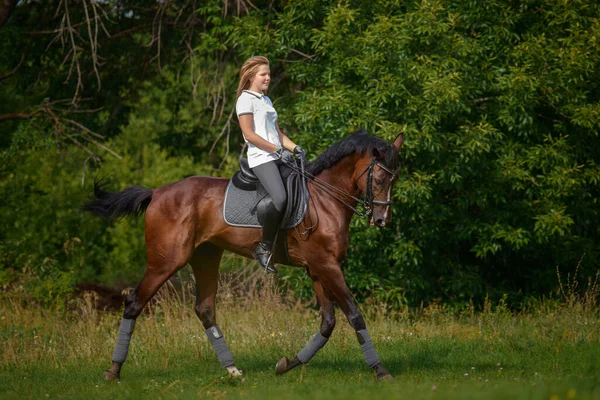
[471,366,475,370]
[464,373,469,376]
[431,386,437,391]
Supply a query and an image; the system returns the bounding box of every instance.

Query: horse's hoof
[103,370,120,382]
[227,366,243,377]
[377,372,394,381]
[275,357,290,375]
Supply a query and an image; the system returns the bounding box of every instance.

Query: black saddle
[231,158,292,191]
[230,157,301,227]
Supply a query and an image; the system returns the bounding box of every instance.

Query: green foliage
[1,0,599,307]
[271,0,600,306]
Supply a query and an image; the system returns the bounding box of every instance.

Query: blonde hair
[236,56,270,99]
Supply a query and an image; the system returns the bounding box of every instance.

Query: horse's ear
[392,133,404,153]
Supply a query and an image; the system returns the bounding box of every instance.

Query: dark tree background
[1,0,598,307]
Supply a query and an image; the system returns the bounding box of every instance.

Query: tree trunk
[0,0,18,28]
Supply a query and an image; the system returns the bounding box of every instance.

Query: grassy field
[1,269,599,399]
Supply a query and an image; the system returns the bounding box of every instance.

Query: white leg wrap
[297,332,329,364]
[205,325,235,368]
[112,318,136,364]
[356,329,380,368]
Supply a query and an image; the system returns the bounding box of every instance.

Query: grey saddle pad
[222,180,306,229]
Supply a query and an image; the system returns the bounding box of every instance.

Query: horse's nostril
[376,219,385,227]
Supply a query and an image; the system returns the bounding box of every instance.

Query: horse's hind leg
[189,243,242,376]
[104,233,194,381]
[276,277,335,375]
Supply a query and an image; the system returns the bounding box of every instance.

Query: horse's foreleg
[276,278,335,375]
[190,243,241,376]
[319,265,393,381]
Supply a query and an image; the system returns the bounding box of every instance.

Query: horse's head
[354,133,404,228]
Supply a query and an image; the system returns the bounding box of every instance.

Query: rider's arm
[239,114,279,152]
[275,122,298,152]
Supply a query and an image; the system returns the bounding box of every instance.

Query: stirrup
[253,243,278,273]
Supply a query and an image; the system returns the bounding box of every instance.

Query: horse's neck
[313,153,365,217]
[319,154,362,193]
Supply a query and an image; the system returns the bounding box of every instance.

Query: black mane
[306,130,398,175]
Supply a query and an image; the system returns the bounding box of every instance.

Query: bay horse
[86,131,404,381]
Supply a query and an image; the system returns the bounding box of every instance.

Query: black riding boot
[254,202,283,273]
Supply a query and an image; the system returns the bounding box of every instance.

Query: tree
[1,0,599,307]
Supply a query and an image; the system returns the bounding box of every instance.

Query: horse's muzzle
[370,217,386,228]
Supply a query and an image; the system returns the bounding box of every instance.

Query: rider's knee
[272,193,287,212]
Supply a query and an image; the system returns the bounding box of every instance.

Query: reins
[283,155,400,225]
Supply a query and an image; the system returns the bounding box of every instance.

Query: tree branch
[0,53,25,82]
[0,112,36,121]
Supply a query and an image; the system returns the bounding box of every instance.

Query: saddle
[222,156,308,230]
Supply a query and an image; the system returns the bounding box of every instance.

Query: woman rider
[235,56,305,273]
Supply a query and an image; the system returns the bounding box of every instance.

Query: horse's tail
[84,181,153,222]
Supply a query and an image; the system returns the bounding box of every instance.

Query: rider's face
[250,65,270,93]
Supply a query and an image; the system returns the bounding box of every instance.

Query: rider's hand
[274,145,285,159]
[281,150,295,164]
[293,145,306,158]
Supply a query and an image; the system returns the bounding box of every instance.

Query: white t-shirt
[236,90,282,168]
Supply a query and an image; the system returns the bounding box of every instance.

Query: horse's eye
[375,178,383,185]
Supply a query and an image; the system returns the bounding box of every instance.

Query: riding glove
[293,145,306,158]
[274,145,285,159]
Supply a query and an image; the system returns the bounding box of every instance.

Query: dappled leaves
[1,0,599,307]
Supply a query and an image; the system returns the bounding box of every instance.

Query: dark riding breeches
[251,160,287,212]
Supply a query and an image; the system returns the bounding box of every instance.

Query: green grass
[1,273,599,399]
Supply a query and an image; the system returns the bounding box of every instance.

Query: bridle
[354,157,400,218]
[284,155,400,221]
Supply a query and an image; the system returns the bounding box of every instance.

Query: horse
[85,130,404,381]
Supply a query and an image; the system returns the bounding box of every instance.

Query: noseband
[354,158,400,218]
